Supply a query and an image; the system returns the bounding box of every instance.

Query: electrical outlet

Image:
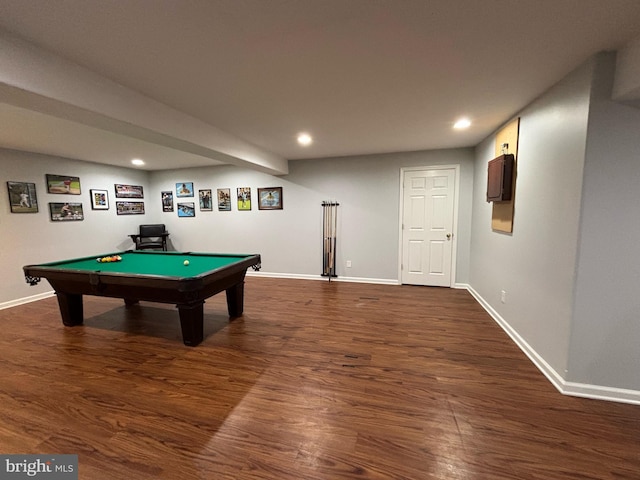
[500,290,507,303]
[346,260,352,268]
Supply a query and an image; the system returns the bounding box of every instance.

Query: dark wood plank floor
[0,277,638,479]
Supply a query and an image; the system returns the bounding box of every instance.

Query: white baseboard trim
[0,291,55,311]
[466,285,567,391]
[246,271,325,281]
[562,381,640,405]
[331,276,400,285]
[466,285,640,405]
[248,271,400,285]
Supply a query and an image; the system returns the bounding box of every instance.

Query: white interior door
[401,168,456,286]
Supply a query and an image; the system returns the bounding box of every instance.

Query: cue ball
[183,260,190,266]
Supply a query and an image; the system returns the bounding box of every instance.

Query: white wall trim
[0,291,55,311]
[247,271,325,281]
[466,285,640,405]
[562,381,640,405]
[248,270,399,285]
[466,285,567,390]
[331,276,400,285]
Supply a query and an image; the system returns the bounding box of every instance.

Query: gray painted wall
[149,148,475,283]
[569,53,640,391]
[1,147,474,305]
[470,53,640,397]
[470,58,593,378]
[0,149,150,304]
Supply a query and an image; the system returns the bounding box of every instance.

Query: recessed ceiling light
[453,118,471,130]
[297,133,312,146]
[131,158,145,166]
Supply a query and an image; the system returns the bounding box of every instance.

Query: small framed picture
[176,182,194,197]
[217,188,231,211]
[46,174,81,195]
[114,184,144,198]
[177,202,196,217]
[49,202,84,221]
[162,191,174,212]
[90,189,109,210]
[199,189,213,211]
[7,181,38,213]
[258,187,283,210]
[116,201,145,215]
[237,187,251,211]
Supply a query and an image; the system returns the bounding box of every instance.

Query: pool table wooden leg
[55,292,84,326]
[177,301,204,347]
[226,281,245,317]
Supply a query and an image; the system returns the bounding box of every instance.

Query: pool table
[23,250,261,346]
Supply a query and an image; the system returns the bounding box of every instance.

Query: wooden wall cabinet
[486,154,514,202]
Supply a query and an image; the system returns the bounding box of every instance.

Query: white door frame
[397,164,461,287]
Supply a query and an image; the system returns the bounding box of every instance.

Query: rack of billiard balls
[96,255,122,263]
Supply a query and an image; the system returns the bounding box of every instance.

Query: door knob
[446,233,452,240]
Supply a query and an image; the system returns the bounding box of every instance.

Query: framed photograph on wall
[90,189,109,210]
[177,202,196,217]
[7,181,38,213]
[217,188,231,211]
[46,174,81,195]
[114,184,144,198]
[162,191,174,212]
[116,201,145,215]
[176,182,194,197]
[237,187,251,211]
[49,202,84,221]
[199,189,213,211]
[258,187,283,210]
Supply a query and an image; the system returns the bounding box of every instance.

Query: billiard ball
[183,260,190,266]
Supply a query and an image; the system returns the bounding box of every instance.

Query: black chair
[129,224,169,251]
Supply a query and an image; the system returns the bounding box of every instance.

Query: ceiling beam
[613,34,640,108]
[0,30,288,175]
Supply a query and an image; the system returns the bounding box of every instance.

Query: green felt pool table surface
[35,251,255,278]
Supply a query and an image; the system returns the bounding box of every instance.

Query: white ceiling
[1,0,640,171]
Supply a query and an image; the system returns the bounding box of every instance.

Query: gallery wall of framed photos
[7,177,152,221]
[6,172,284,225]
[2,155,291,303]
[165,181,284,216]
[0,149,152,303]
